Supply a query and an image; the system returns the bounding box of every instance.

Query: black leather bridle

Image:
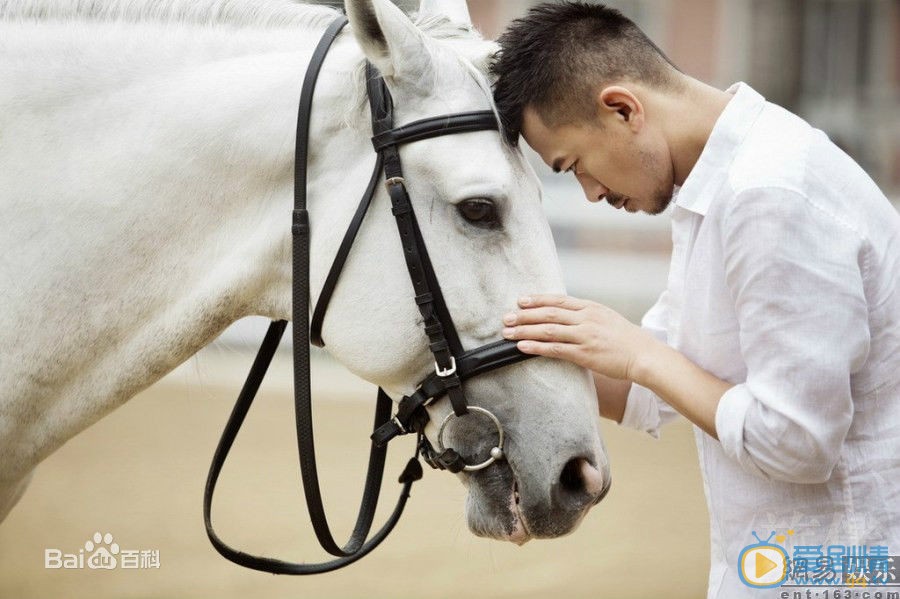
[203,15,533,575]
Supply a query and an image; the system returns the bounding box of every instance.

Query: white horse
[0,0,610,545]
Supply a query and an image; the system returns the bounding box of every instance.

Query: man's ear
[597,86,644,131]
[346,0,433,88]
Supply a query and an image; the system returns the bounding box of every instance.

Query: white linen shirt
[620,83,900,598]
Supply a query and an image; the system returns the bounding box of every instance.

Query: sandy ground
[0,349,710,599]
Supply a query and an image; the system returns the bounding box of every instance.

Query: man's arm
[503,296,728,438]
[630,343,732,439]
[711,187,868,483]
[592,290,681,432]
[593,372,629,423]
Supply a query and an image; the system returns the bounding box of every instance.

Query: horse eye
[457,199,500,229]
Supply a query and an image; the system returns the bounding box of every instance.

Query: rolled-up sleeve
[620,290,681,438]
[715,186,870,484]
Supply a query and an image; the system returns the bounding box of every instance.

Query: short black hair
[490,2,680,145]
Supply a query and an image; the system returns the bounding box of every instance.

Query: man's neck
[660,77,734,186]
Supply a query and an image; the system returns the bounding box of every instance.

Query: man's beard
[646,185,674,215]
[605,186,673,215]
[640,148,674,215]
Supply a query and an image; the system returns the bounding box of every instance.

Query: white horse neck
[0,13,371,479]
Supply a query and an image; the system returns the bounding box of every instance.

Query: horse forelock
[335,13,499,137]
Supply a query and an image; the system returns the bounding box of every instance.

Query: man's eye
[457,199,500,229]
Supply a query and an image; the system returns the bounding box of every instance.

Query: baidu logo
[45,532,160,570]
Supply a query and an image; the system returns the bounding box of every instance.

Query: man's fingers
[518,294,589,311]
[503,306,583,326]
[503,322,581,343]
[515,340,583,363]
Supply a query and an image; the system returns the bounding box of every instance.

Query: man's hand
[501,294,659,381]
[502,294,732,439]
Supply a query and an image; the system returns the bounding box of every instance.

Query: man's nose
[575,172,608,203]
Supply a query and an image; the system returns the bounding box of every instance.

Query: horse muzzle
[463,448,611,544]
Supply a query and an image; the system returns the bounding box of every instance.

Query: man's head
[491,2,684,214]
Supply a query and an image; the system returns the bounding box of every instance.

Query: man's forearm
[630,341,733,439]
[592,372,630,423]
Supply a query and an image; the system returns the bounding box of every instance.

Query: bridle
[203,15,534,574]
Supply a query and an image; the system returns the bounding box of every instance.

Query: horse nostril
[557,457,606,506]
[559,458,583,493]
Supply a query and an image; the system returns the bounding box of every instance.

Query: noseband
[203,16,533,575]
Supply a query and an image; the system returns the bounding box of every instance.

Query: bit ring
[436,406,505,472]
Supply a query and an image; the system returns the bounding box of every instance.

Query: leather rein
[203,15,533,575]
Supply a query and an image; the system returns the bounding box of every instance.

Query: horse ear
[418,0,472,26]
[345,0,432,84]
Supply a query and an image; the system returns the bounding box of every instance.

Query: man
[490,3,900,597]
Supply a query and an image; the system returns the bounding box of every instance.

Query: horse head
[294,0,612,543]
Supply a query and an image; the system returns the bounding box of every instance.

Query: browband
[371,111,499,152]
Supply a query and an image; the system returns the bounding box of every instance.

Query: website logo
[45,532,160,570]
[738,529,895,590]
[738,531,789,588]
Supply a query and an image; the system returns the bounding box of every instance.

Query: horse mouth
[466,472,532,545]
[509,479,531,545]
[464,462,528,544]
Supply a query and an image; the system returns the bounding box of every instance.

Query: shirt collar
[674,82,766,216]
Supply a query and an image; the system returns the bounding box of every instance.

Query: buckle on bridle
[434,356,457,377]
[384,176,406,191]
[390,415,407,434]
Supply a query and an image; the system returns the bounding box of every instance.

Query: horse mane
[0,0,339,29]
[0,0,487,42]
[0,0,488,41]
[1,0,498,133]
